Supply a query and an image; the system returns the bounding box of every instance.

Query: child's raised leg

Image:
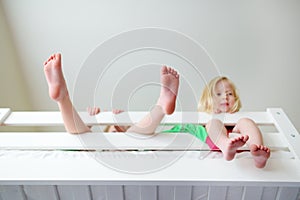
[206,119,249,161]
[126,66,179,135]
[44,53,91,134]
[233,118,270,168]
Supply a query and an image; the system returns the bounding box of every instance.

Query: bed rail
[0,108,299,187]
[1,109,274,126]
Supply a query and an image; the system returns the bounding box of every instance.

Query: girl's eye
[216,93,221,96]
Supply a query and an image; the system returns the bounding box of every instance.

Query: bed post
[0,108,11,125]
[267,108,300,160]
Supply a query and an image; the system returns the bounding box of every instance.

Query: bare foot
[44,53,68,101]
[157,66,179,114]
[250,144,270,168]
[223,135,249,161]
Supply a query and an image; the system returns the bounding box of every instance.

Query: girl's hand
[111,109,126,132]
[112,109,124,114]
[87,107,124,116]
[87,107,101,116]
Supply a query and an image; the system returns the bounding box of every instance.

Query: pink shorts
[205,126,235,151]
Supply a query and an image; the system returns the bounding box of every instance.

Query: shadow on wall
[0,2,34,132]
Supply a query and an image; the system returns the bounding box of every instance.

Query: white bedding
[0,149,292,160]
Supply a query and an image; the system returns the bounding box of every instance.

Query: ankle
[56,91,69,103]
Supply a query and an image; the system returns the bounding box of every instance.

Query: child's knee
[236,117,256,127]
[206,118,224,128]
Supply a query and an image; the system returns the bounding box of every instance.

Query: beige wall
[0,3,31,111]
[1,0,299,132]
[0,3,34,131]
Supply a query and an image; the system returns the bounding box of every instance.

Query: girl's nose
[222,93,228,99]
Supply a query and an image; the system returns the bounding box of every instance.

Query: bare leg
[206,119,249,161]
[44,53,90,134]
[233,118,270,168]
[126,66,179,135]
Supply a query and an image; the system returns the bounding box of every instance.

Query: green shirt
[162,124,208,142]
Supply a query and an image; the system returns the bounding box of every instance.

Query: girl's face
[213,80,236,113]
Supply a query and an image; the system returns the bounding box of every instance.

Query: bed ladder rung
[0,108,11,125]
[0,132,290,151]
[2,110,274,126]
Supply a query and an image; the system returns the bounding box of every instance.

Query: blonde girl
[164,76,270,168]
[199,76,270,168]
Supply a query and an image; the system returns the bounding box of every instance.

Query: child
[164,76,270,168]
[199,76,270,168]
[43,53,179,135]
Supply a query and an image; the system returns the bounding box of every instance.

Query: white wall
[1,0,299,131]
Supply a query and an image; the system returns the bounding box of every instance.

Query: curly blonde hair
[198,76,241,113]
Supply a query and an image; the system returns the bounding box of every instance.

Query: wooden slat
[0,108,11,125]
[158,186,175,200]
[208,186,227,200]
[0,132,204,150]
[123,186,142,200]
[105,186,124,200]
[23,186,59,200]
[261,187,278,200]
[139,186,158,200]
[0,186,26,200]
[139,185,159,200]
[173,186,192,200]
[124,185,158,200]
[1,185,299,200]
[4,111,64,126]
[0,151,299,186]
[277,187,300,200]
[0,132,289,151]
[2,111,274,126]
[191,186,209,200]
[227,186,243,200]
[242,186,264,200]
[90,186,107,200]
[57,185,92,200]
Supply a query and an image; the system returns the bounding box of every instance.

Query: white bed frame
[0,108,299,200]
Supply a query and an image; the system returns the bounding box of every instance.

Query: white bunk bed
[0,108,299,200]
